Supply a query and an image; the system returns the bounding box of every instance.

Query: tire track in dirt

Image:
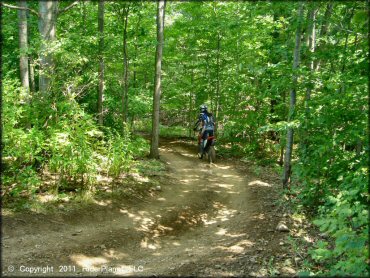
[2,138,285,277]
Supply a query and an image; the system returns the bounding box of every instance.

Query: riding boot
[198,140,204,159]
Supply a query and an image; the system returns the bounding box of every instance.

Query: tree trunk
[314,3,333,71]
[304,3,317,119]
[29,56,36,93]
[149,0,166,159]
[38,0,57,94]
[215,32,221,124]
[18,1,30,97]
[98,0,104,125]
[122,5,130,125]
[133,12,142,89]
[282,2,304,187]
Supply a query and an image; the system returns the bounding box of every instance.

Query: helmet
[200,104,207,113]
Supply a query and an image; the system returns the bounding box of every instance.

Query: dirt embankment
[2,138,295,277]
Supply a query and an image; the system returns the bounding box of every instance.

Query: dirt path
[2,139,292,277]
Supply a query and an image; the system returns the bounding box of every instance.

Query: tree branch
[57,1,79,15]
[1,2,40,17]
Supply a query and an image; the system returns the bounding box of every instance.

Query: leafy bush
[302,166,369,276]
[2,78,149,204]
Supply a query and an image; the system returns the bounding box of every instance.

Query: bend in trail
[2,139,286,277]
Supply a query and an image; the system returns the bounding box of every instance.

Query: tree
[282,2,304,187]
[98,0,104,125]
[121,4,130,125]
[17,1,30,97]
[3,1,79,94]
[149,0,166,159]
[38,0,57,93]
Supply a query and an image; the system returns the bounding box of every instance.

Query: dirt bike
[198,133,216,163]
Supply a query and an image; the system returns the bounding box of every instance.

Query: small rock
[155,185,161,191]
[100,244,106,249]
[279,241,285,246]
[276,222,290,232]
[58,204,64,209]
[71,230,82,236]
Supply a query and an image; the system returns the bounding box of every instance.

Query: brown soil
[2,138,295,277]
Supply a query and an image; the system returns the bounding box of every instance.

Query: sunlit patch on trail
[252,213,266,220]
[103,249,128,260]
[213,238,254,254]
[70,254,108,269]
[216,183,234,189]
[180,153,194,158]
[216,228,228,236]
[248,180,271,187]
[94,199,111,206]
[179,178,199,184]
[140,237,160,249]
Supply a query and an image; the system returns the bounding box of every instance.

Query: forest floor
[2,138,313,277]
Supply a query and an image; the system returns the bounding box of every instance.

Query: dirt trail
[2,139,290,277]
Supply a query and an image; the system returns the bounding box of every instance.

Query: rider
[193,104,215,159]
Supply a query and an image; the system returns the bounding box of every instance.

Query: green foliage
[2,76,149,204]
[2,2,368,275]
[309,181,369,276]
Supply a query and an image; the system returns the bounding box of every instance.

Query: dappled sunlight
[180,153,195,158]
[97,175,113,183]
[215,208,237,222]
[70,254,108,269]
[248,180,272,187]
[179,178,200,184]
[252,213,266,220]
[215,228,247,238]
[102,249,128,260]
[216,183,234,189]
[140,237,160,250]
[213,239,254,254]
[94,199,112,206]
[152,224,174,237]
[131,173,150,183]
[212,164,232,170]
[38,194,57,203]
[216,228,228,236]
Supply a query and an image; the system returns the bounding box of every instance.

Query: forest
[1,0,369,277]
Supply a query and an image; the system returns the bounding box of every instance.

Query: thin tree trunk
[82,1,87,35]
[122,5,130,125]
[18,1,30,97]
[188,63,194,137]
[315,2,333,71]
[215,32,221,122]
[38,0,57,94]
[283,2,304,187]
[98,0,104,125]
[305,3,317,118]
[29,56,36,93]
[149,0,166,159]
[133,12,142,89]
